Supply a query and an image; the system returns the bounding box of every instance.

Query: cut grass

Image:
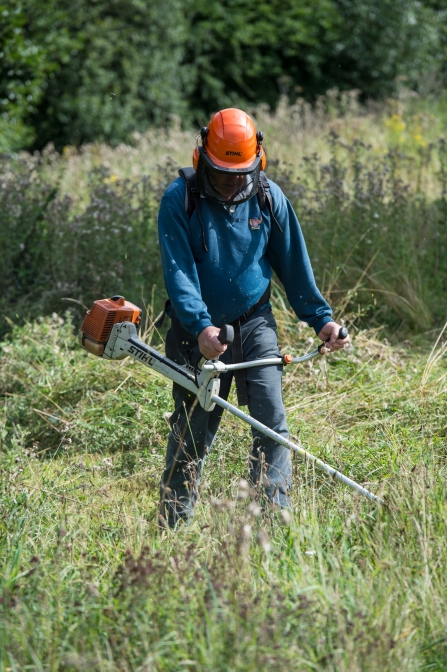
[1,301,447,670]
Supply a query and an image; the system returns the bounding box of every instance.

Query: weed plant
[1,94,447,338]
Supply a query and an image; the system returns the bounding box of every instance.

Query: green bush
[0,0,445,150]
[0,0,192,149]
[187,0,440,116]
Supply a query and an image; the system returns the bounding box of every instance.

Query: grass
[36,91,447,200]
[1,287,447,670]
[1,92,447,669]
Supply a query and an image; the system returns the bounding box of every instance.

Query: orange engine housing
[81,295,141,344]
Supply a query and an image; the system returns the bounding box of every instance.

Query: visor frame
[199,146,262,173]
[195,147,262,206]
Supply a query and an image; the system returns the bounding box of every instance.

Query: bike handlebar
[318,326,349,354]
[202,325,350,372]
[337,326,349,340]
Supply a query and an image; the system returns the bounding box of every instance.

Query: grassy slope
[1,290,447,670]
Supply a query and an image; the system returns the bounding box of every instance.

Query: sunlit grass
[31,92,447,202]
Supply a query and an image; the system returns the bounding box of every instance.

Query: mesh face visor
[195,147,262,206]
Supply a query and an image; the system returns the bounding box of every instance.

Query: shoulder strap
[257,171,283,233]
[178,167,196,216]
[178,167,208,251]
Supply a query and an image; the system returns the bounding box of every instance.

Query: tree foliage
[1,0,191,149]
[0,0,445,150]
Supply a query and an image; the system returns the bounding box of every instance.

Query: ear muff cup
[192,147,200,171]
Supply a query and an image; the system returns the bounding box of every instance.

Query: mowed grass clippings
[1,308,447,670]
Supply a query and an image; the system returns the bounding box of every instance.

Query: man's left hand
[317,321,350,352]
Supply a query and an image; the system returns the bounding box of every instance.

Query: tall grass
[1,92,447,338]
[0,300,446,669]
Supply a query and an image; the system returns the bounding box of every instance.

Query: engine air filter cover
[81,296,141,344]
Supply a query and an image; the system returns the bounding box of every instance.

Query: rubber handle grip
[337,326,349,340]
[326,326,349,343]
[319,326,349,353]
[218,324,234,345]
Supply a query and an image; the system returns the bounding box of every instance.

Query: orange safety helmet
[193,108,266,205]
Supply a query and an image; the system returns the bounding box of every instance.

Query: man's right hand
[198,326,227,360]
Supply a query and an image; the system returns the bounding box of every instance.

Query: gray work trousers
[159,306,292,527]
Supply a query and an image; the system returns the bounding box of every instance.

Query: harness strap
[190,187,208,252]
[179,168,282,247]
[154,299,171,329]
[258,171,283,233]
[178,168,208,251]
[231,320,246,405]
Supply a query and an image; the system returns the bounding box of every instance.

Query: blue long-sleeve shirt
[158,176,332,337]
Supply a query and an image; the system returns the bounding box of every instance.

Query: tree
[0,0,69,149]
[186,0,441,115]
[0,0,444,151]
[0,0,192,150]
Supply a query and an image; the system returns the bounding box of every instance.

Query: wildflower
[280,509,291,525]
[385,114,406,133]
[257,529,271,552]
[248,502,261,517]
[237,478,250,500]
[238,524,252,556]
[414,134,427,147]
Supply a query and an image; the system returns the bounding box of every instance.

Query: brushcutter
[79,295,383,505]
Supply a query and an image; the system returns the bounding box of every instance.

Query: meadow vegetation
[1,97,447,669]
[2,92,447,338]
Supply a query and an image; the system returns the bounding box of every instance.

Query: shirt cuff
[192,318,214,338]
[312,315,333,336]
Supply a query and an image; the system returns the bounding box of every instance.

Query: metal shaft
[202,349,321,372]
[211,395,383,505]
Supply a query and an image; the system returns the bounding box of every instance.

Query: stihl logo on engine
[225,151,242,156]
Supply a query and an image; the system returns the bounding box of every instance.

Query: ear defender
[200,127,209,144]
[192,146,199,171]
[193,127,210,170]
[257,131,267,170]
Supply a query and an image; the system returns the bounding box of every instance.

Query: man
[157,108,349,528]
